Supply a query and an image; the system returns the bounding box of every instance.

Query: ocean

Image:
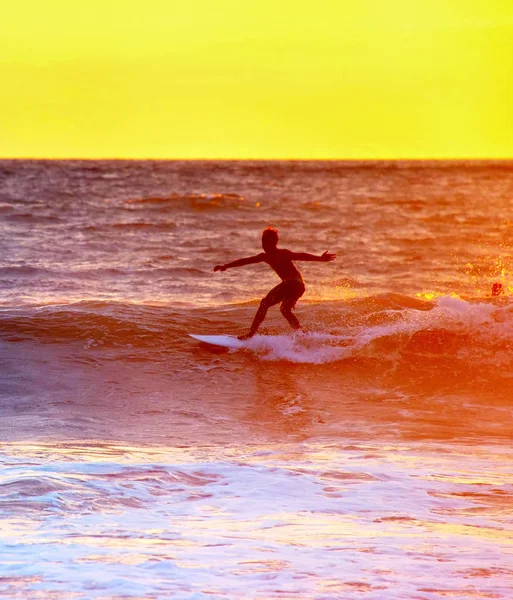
[1,159,512,599]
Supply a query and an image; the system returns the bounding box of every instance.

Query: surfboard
[189,334,247,349]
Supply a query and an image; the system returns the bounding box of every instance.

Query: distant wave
[2,213,63,223]
[82,222,178,232]
[0,266,44,277]
[124,193,245,209]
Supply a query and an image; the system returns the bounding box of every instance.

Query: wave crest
[0,295,512,380]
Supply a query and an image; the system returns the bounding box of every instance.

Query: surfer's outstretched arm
[214,254,264,272]
[289,251,336,262]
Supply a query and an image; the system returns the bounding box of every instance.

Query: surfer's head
[262,227,278,252]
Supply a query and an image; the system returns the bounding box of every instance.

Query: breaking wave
[1,295,512,382]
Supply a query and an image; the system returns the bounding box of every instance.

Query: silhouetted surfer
[492,282,504,297]
[214,227,336,339]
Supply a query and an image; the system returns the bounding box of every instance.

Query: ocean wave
[0,296,512,380]
[0,462,219,517]
[81,221,178,232]
[0,266,44,277]
[253,298,512,365]
[124,192,245,210]
[0,266,129,283]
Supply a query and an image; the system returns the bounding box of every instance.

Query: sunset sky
[1,0,512,158]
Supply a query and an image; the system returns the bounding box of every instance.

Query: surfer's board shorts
[263,279,305,309]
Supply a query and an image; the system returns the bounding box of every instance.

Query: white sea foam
[245,332,353,363]
[232,296,513,367]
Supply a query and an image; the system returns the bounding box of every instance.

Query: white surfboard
[189,334,247,349]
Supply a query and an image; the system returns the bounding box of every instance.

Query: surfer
[213,227,336,339]
[492,282,504,297]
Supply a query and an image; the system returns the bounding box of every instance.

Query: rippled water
[2,441,513,600]
[1,160,513,599]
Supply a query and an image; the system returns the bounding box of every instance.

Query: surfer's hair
[262,227,278,246]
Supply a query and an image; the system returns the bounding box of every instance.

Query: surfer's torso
[260,248,303,283]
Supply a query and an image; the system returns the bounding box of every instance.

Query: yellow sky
[1,0,512,158]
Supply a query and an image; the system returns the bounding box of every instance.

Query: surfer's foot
[238,332,254,340]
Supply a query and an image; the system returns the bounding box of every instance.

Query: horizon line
[1,157,513,162]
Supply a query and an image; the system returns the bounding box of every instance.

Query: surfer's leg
[280,301,302,330]
[280,281,305,331]
[238,283,285,340]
